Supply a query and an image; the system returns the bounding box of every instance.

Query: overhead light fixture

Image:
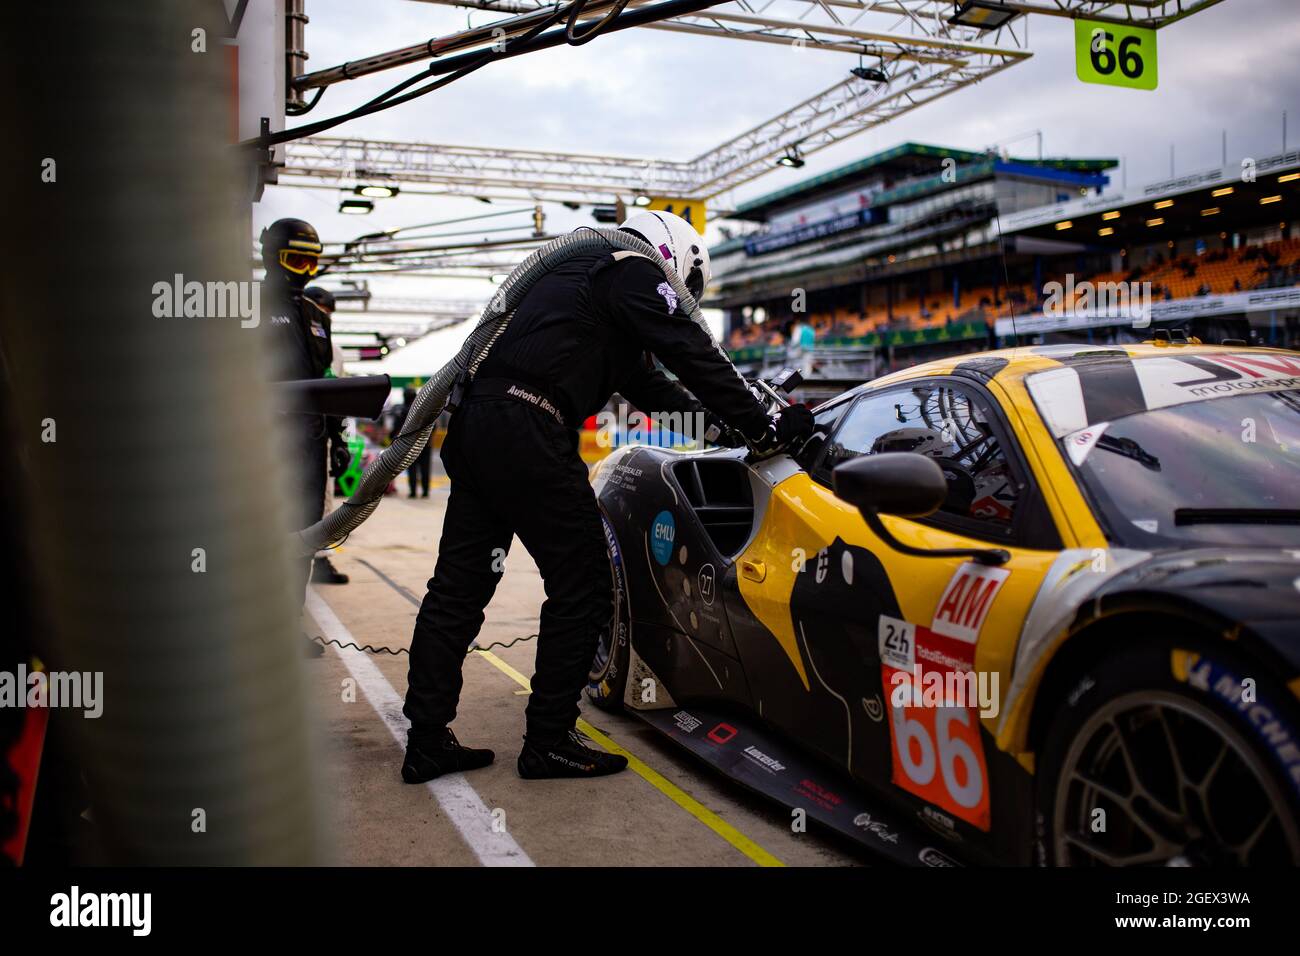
[1055,220,1073,231]
[1261,195,1283,205]
[1279,172,1300,183]
[1211,186,1234,197]
[633,195,652,207]
[1154,199,1174,210]
[1102,210,1120,221]
[777,145,805,168]
[948,0,1018,30]
[1146,217,1165,227]
[339,198,374,215]
[1098,227,1115,237]
[1201,207,1221,216]
[851,66,889,83]
[355,184,399,199]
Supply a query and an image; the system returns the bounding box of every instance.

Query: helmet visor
[279,250,320,276]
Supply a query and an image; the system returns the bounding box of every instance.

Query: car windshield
[1065,389,1300,548]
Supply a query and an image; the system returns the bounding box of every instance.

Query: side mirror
[832,452,947,519]
[832,453,1009,566]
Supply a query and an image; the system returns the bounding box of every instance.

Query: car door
[732,375,1061,838]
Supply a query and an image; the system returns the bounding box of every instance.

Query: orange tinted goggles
[279,249,320,276]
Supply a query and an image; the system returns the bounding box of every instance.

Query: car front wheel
[1038,638,1300,866]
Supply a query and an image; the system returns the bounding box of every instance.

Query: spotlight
[948,0,1018,30]
[777,146,805,169]
[339,198,374,215]
[355,184,399,199]
[851,66,889,83]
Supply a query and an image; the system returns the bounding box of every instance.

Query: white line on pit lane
[305,589,534,867]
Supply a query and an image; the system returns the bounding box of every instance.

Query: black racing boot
[401,728,495,784]
[517,729,629,779]
[311,555,349,584]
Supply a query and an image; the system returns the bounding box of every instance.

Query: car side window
[813,382,1020,529]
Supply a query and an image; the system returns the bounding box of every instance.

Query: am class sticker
[650,510,676,566]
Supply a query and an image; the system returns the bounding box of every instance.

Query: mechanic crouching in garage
[401,211,814,782]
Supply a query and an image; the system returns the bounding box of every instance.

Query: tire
[585,516,630,712]
[1036,635,1300,866]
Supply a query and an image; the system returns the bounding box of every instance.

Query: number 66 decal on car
[876,564,1007,831]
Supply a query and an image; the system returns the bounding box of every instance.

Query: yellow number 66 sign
[1075,19,1158,91]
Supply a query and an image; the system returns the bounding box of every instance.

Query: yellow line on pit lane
[472,647,786,868]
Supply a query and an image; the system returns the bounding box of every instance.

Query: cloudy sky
[253,0,1300,305]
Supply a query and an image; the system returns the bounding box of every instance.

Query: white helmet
[619,210,711,300]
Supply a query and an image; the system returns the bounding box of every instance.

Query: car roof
[837,342,1300,399]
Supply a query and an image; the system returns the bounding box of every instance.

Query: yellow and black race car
[587,342,1300,866]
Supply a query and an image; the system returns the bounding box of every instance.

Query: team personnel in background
[401,211,813,783]
[260,219,347,654]
[390,388,434,498]
[302,286,351,585]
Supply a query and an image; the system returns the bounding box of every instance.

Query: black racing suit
[403,250,770,742]
[264,276,331,601]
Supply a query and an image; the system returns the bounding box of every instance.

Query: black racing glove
[774,404,814,446]
[329,438,352,478]
[748,404,815,454]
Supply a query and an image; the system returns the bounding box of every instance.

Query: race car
[587,342,1300,866]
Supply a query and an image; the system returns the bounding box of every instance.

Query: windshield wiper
[1094,434,1161,471]
[1175,508,1300,526]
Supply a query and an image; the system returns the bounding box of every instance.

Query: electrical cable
[244,2,573,150]
[566,0,629,45]
[285,85,326,116]
[309,632,538,657]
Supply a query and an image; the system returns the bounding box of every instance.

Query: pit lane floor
[304,462,869,867]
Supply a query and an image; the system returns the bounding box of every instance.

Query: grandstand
[713,143,1300,385]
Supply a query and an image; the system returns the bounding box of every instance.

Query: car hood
[1098,547,1300,643]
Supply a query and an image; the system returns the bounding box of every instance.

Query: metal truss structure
[279,0,1224,207]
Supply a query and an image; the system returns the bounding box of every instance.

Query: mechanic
[401,210,814,782]
[302,285,351,585]
[391,388,434,498]
[260,219,347,654]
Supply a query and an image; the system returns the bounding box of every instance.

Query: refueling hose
[294,227,750,554]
